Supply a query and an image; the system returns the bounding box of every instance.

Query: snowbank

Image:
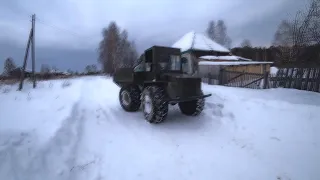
[270,66,279,75]
[0,76,319,180]
[199,55,239,61]
[199,55,252,61]
[199,61,273,66]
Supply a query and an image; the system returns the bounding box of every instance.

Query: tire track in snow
[27,79,95,180]
[28,101,87,180]
[0,131,37,180]
[63,78,112,180]
[0,101,87,180]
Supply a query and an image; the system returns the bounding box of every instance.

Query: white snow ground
[0,76,320,180]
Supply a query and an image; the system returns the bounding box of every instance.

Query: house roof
[172,31,230,53]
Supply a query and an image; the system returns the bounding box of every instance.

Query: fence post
[304,68,311,90]
[263,64,269,89]
[263,71,269,89]
[295,68,304,89]
[219,68,224,85]
[208,73,212,85]
[315,68,320,92]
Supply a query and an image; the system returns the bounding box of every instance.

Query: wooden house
[172,31,234,74]
[171,31,273,81]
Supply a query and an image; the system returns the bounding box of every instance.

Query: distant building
[8,68,32,79]
[172,31,273,85]
[172,31,251,74]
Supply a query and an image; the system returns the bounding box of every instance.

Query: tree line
[1,58,101,77]
[205,0,319,65]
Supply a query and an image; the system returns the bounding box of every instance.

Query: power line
[2,4,98,46]
[36,18,86,38]
[35,17,100,45]
[2,4,94,40]
[1,4,33,21]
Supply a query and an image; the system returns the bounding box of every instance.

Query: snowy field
[0,76,319,180]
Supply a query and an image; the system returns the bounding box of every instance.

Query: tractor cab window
[134,54,150,72]
[133,63,145,72]
[169,55,181,71]
[181,57,188,74]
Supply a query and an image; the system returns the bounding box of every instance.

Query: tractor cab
[133,46,188,74]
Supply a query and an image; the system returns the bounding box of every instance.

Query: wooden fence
[220,70,268,89]
[270,67,320,92]
[203,67,320,93]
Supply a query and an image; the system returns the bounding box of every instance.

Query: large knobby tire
[141,86,168,124]
[119,85,141,112]
[178,94,205,116]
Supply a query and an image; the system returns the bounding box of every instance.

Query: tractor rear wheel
[178,94,205,116]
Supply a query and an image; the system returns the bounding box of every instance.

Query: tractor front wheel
[141,86,168,123]
[119,85,141,112]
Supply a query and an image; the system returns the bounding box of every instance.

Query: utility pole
[32,14,36,88]
[18,14,36,91]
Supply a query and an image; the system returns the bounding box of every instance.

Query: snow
[200,55,239,61]
[200,55,253,61]
[270,66,279,75]
[1,76,320,180]
[172,31,230,53]
[199,61,274,66]
[237,56,252,61]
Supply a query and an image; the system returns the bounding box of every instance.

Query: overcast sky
[0,0,310,72]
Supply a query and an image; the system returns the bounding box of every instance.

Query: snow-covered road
[0,76,319,180]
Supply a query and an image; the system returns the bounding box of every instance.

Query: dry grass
[0,79,20,85]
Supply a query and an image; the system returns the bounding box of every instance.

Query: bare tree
[51,66,59,73]
[117,30,130,68]
[225,36,232,49]
[240,39,252,48]
[273,0,320,62]
[85,64,98,74]
[128,41,138,66]
[206,20,216,40]
[3,57,16,76]
[118,31,138,68]
[91,64,97,72]
[40,64,51,74]
[273,20,293,46]
[215,20,232,48]
[98,21,139,75]
[85,65,92,74]
[98,22,120,75]
[67,69,74,74]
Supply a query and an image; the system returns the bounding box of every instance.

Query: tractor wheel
[119,85,141,112]
[178,93,205,116]
[141,86,168,124]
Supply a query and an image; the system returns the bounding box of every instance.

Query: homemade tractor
[113,46,211,123]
